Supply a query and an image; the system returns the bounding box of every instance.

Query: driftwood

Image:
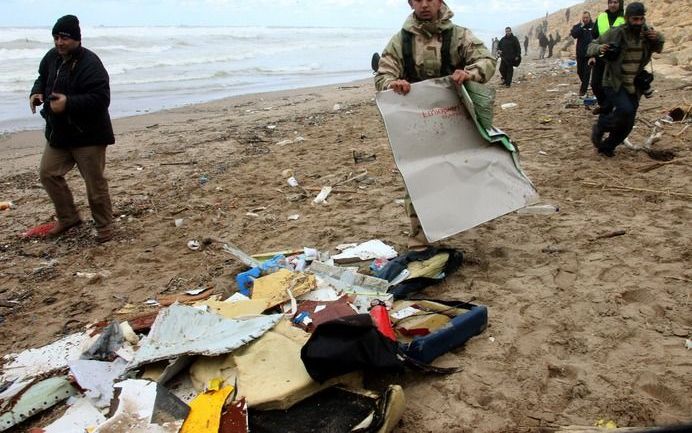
[583,181,692,199]
[639,157,690,173]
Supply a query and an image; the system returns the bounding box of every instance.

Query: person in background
[375,0,495,248]
[571,11,595,97]
[566,8,571,23]
[491,37,499,57]
[524,35,529,56]
[538,31,549,59]
[589,0,625,114]
[547,33,555,57]
[498,27,521,87]
[29,15,115,243]
[588,2,664,157]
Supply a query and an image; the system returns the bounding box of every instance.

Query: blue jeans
[597,87,640,153]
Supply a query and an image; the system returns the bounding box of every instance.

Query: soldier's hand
[599,44,609,55]
[29,94,43,114]
[49,93,67,114]
[389,80,411,95]
[588,57,596,66]
[451,69,471,86]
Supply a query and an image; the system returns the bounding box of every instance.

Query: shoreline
[0,77,374,178]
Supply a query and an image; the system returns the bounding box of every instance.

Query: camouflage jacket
[375,4,496,91]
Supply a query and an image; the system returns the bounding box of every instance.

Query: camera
[634,69,654,98]
[602,43,621,61]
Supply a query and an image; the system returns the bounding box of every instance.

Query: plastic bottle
[370,300,397,341]
[517,204,559,215]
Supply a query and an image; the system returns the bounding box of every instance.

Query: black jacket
[571,21,594,58]
[498,34,521,62]
[31,46,114,148]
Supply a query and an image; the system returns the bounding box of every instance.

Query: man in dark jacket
[538,31,548,59]
[589,2,664,157]
[497,27,521,87]
[29,15,115,242]
[571,11,594,96]
[523,35,529,56]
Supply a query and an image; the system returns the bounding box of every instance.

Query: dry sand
[1,60,690,432]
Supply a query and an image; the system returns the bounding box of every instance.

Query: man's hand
[644,27,658,41]
[29,94,43,114]
[450,69,471,86]
[599,44,610,55]
[389,80,411,95]
[49,93,67,114]
[588,57,596,66]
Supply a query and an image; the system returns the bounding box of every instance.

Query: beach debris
[187,240,201,251]
[668,106,691,122]
[501,102,518,110]
[185,287,209,296]
[251,269,317,309]
[82,321,124,361]
[75,270,111,284]
[352,150,377,164]
[538,150,548,156]
[92,379,189,433]
[34,397,106,433]
[0,201,14,211]
[0,376,77,432]
[199,175,209,187]
[594,419,618,429]
[312,186,332,204]
[1,332,91,383]
[332,103,342,111]
[517,204,559,215]
[175,218,184,227]
[20,222,57,239]
[287,214,300,221]
[593,229,627,240]
[332,239,398,264]
[219,399,249,433]
[267,124,276,130]
[287,176,299,187]
[126,304,281,371]
[686,339,692,350]
[180,384,234,433]
[68,358,128,408]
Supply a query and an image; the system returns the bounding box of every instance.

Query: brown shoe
[96,226,114,243]
[46,219,82,238]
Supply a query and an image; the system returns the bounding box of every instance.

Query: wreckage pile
[0,239,486,433]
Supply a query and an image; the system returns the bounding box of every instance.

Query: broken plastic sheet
[251,269,316,310]
[92,379,189,433]
[179,386,234,433]
[332,240,398,264]
[35,397,106,433]
[376,77,539,242]
[127,304,282,372]
[68,358,128,409]
[1,332,90,383]
[0,376,77,432]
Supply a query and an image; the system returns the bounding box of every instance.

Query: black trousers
[591,58,606,106]
[499,59,514,85]
[597,87,640,153]
[576,56,591,95]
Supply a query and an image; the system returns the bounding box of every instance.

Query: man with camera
[588,2,664,157]
[29,15,115,242]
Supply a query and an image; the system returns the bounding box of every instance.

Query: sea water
[0,26,393,133]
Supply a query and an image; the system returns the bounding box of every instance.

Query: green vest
[597,13,625,36]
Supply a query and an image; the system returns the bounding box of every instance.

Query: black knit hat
[625,2,646,17]
[52,15,81,41]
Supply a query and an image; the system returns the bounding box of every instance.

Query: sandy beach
[1,60,691,432]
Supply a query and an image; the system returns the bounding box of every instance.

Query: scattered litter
[175,218,184,227]
[186,287,209,296]
[0,201,14,211]
[187,240,201,251]
[126,304,281,371]
[312,186,332,204]
[68,359,128,408]
[332,103,342,111]
[583,96,598,107]
[352,150,377,164]
[501,103,517,110]
[20,222,57,239]
[594,419,618,429]
[489,337,496,343]
[686,339,692,350]
[267,125,276,130]
[180,385,234,433]
[538,151,548,156]
[332,239,398,264]
[287,176,300,187]
[1,332,90,383]
[287,214,300,221]
[517,204,559,215]
[219,399,249,433]
[0,376,77,432]
[75,270,111,283]
[276,139,293,146]
[36,397,106,433]
[199,175,209,186]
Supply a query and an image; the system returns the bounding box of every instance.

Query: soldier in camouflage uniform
[375,0,496,248]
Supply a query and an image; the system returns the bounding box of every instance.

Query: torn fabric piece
[126,304,281,371]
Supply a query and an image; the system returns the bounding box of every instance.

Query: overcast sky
[2,0,581,33]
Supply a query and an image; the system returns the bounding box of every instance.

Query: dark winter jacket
[498,34,521,63]
[571,21,594,58]
[31,46,114,148]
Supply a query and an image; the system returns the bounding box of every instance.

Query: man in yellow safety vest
[589,0,625,113]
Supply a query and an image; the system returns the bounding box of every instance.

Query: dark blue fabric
[598,86,640,153]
